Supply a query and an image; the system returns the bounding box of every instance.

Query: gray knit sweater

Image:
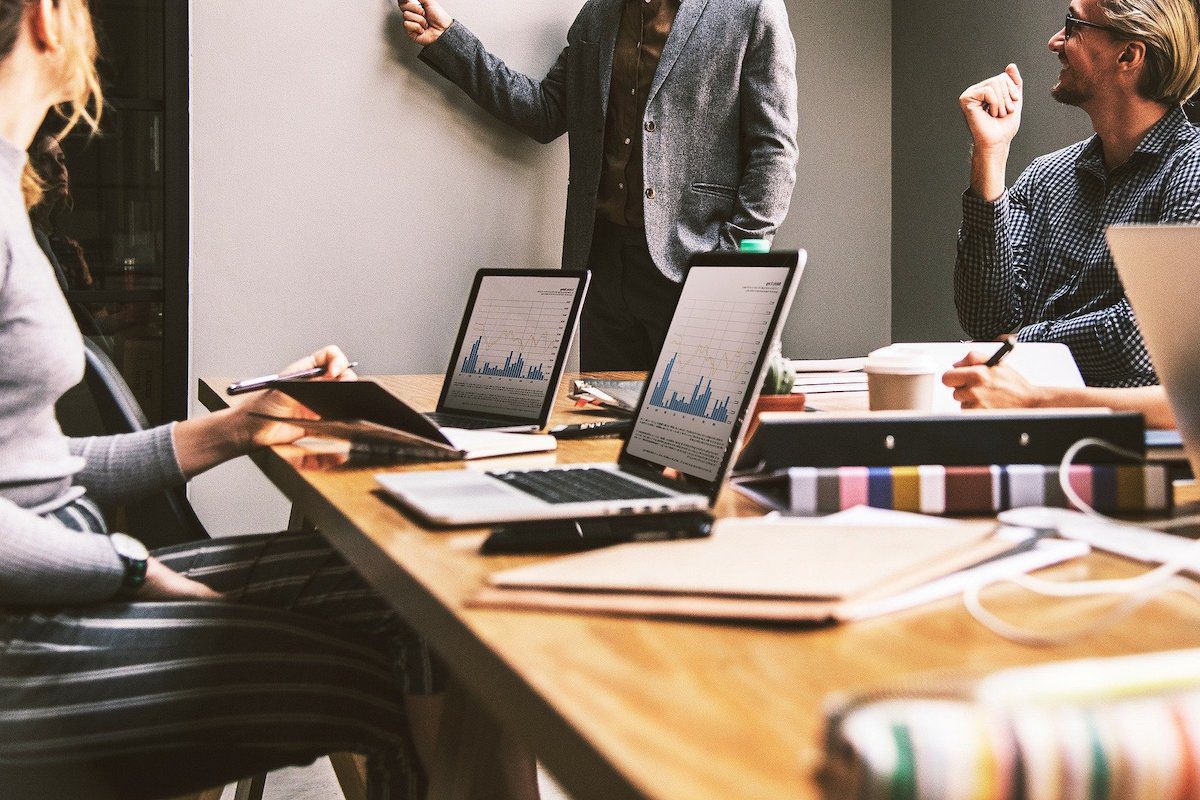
[0,135,185,607]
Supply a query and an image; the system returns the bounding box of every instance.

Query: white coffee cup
[864,349,937,411]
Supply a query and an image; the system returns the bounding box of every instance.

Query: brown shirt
[595,0,680,229]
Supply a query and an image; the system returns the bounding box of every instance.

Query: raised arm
[719,0,798,247]
[953,65,1031,339]
[403,0,569,144]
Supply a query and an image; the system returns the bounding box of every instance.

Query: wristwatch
[110,532,149,598]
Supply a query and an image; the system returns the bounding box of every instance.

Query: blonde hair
[1099,0,1200,105]
[0,0,103,208]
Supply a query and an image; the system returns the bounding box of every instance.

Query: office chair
[72,337,367,800]
[79,336,209,547]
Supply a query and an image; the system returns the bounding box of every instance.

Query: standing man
[398,0,798,370]
[954,0,1200,388]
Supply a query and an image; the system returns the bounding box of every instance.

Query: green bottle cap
[739,239,770,254]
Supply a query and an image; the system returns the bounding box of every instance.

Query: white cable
[965,436,1200,646]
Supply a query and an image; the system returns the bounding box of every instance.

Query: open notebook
[259,380,556,460]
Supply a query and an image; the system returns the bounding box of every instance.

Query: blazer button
[645,187,655,199]
[645,121,656,132]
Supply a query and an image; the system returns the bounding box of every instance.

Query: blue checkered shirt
[955,106,1200,387]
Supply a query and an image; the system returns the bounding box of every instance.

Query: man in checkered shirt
[954,0,1200,390]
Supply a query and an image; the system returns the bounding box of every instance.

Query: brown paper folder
[470,519,1007,623]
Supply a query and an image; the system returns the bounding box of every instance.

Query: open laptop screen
[623,261,798,483]
[438,270,589,425]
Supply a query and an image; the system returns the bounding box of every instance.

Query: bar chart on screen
[442,275,581,418]
[626,267,788,481]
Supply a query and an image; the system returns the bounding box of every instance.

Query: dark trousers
[580,220,683,371]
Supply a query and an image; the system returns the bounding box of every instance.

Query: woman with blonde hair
[0,2,533,797]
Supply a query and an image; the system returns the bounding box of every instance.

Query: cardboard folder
[471,518,1009,624]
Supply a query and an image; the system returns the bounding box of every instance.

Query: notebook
[375,250,805,525]
[426,269,591,432]
[868,341,1085,412]
[471,516,1013,623]
[262,380,557,460]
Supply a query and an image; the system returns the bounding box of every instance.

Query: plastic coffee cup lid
[864,349,937,375]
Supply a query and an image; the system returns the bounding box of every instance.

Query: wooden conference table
[199,374,1200,800]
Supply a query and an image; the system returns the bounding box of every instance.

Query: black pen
[227,361,359,395]
[983,335,1017,368]
[548,419,633,439]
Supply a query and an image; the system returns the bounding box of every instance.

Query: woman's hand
[134,557,221,601]
[237,345,359,449]
[942,349,1045,410]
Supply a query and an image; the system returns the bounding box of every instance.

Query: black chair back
[78,337,210,546]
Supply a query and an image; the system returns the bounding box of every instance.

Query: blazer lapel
[596,0,625,122]
[646,0,712,107]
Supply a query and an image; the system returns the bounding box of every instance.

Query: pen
[227,361,359,395]
[983,335,1016,368]
[548,419,633,439]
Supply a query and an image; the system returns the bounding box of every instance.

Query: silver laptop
[376,251,805,525]
[1107,225,1200,475]
[424,269,590,432]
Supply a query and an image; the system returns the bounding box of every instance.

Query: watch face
[110,532,149,562]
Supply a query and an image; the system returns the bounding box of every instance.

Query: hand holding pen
[941,335,1040,410]
[230,346,360,450]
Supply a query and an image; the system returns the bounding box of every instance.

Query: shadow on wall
[380,8,565,170]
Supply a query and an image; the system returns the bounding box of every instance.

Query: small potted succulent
[746,341,806,440]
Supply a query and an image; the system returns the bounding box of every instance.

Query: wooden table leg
[425,681,506,800]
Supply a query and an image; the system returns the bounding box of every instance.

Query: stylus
[548,419,633,439]
[227,362,359,395]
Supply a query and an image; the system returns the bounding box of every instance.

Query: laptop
[425,269,590,432]
[376,250,805,525]
[1107,224,1200,475]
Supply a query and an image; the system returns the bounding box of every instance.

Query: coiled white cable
[965,437,1200,646]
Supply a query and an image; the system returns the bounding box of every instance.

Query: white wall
[188,0,893,534]
[779,0,892,359]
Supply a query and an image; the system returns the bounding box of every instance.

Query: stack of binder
[731,410,1169,514]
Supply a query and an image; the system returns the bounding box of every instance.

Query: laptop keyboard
[489,468,674,504]
[425,412,506,430]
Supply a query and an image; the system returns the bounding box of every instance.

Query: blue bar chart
[648,353,733,422]
[442,275,582,419]
[626,266,791,482]
[460,336,547,381]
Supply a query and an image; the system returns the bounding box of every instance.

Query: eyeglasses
[1064,11,1125,39]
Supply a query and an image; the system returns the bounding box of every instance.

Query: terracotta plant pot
[745,392,807,442]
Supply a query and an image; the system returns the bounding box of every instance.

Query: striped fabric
[0,515,438,800]
[778,463,1170,515]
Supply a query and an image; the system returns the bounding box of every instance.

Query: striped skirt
[0,497,441,800]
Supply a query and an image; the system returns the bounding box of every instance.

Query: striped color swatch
[783,464,1170,515]
[825,691,1200,800]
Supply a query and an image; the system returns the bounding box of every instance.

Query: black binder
[733,410,1146,471]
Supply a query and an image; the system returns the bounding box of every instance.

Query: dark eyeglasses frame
[1064,11,1126,39]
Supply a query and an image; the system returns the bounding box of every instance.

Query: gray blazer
[419,0,798,282]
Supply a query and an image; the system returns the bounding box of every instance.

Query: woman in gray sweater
[0,2,537,798]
